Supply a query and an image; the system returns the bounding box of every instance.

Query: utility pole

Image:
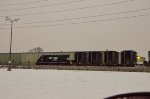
[5,17,19,71]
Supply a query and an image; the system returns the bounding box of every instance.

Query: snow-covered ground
[0,69,150,99]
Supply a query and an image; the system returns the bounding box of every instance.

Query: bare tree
[28,47,44,53]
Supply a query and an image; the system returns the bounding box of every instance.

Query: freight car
[88,51,103,65]
[104,51,119,66]
[36,55,70,65]
[121,50,137,66]
[75,52,89,65]
[75,51,103,66]
[148,51,150,65]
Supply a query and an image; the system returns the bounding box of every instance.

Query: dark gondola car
[148,51,150,66]
[75,51,103,66]
[104,51,119,66]
[36,55,70,65]
[75,52,89,65]
[88,51,103,66]
[121,50,137,66]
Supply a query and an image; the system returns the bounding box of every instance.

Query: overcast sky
[0,0,150,59]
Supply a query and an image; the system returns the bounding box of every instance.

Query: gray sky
[0,0,150,59]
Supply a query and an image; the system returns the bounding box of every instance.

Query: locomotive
[36,55,70,65]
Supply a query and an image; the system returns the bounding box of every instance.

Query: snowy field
[0,69,150,99]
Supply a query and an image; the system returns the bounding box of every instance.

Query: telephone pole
[5,17,19,71]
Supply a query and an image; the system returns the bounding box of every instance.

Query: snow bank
[0,69,150,99]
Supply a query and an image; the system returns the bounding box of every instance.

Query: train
[36,50,138,66]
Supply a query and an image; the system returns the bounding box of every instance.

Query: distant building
[137,56,145,65]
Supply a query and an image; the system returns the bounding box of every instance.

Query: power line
[18,7,150,25]
[1,7,150,26]
[0,13,149,29]
[0,0,87,12]
[0,0,50,7]
[0,0,134,17]
[69,13,149,25]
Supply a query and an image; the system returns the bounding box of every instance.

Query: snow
[0,69,150,99]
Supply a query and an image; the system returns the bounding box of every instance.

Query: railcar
[36,55,70,65]
[121,50,137,66]
[104,51,119,66]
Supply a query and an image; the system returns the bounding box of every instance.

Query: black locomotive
[36,55,70,65]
